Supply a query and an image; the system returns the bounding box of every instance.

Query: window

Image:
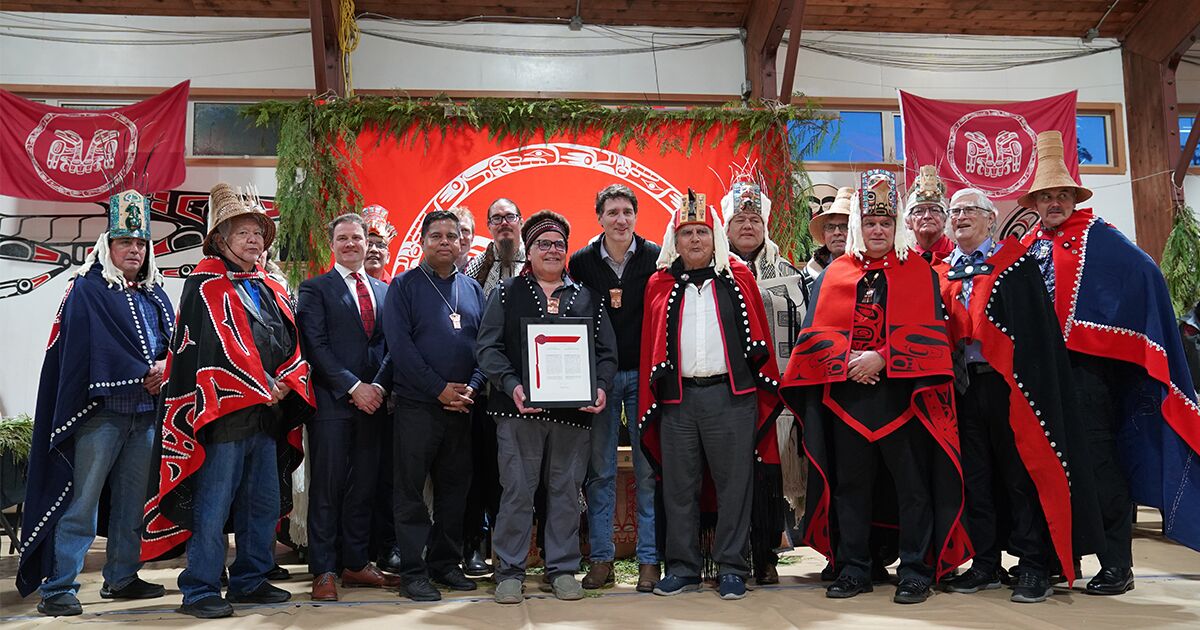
[1076,115,1110,166]
[795,111,884,162]
[1182,116,1199,167]
[192,103,279,157]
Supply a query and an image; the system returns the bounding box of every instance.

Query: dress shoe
[401,577,442,602]
[820,562,837,581]
[582,560,615,589]
[943,566,1003,594]
[100,577,166,599]
[177,595,234,619]
[653,574,702,596]
[311,572,338,601]
[342,564,403,588]
[432,567,478,591]
[462,549,491,577]
[378,548,404,575]
[893,578,931,604]
[227,581,291,604]
[1085,567,1134,596]
[718,574,747,600]
[1010,570,1053,603]
[756,563,779,585]
[37,592,82,617]
[826,574,872,599]
[267,564,290,581]
[636,563,661,593]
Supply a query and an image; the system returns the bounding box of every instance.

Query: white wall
[0,15,1159,416]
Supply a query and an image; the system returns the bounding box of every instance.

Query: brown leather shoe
[636,563,661,593]
[582,561,615,589]
[311,572,339,601]
[342,564,403,589]
[757,563,779,585]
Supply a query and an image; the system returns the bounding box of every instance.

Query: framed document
[521,317,597,408]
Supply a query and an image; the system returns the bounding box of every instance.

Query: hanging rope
[337,0,360,96]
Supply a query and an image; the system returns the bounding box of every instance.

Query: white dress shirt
[333,262,381,395]
[678,279,729,378]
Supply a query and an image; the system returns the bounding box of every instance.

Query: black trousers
[1070,351,1134,568]
[462,397,501,555]
[958,368,1050,574]
[393,399,473,578]
[832,419,935,583]
[369,409,397,560]
[306,410,386,575]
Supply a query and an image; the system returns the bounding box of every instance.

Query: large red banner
[352,123,760,277]
[899,90,1078,201]
[0,82,189,202]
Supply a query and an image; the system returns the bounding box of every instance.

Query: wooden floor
[2,507,1198,629]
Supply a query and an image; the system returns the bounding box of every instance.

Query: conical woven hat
[809,186,854,244]
[202,182,276,256]
[1017,130,1093,208]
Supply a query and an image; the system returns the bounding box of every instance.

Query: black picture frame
[520,316,597,408]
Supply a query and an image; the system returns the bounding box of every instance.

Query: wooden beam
[1122,0,1200,63]
[308,0,345,97]
[1121,48,1179,262]
[1175,112,1200,188]
[743,0,798,100]
[778,1,807,104]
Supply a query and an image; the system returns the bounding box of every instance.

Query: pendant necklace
[421,267,461,329]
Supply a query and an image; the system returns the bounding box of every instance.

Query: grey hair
[946,188,999,238]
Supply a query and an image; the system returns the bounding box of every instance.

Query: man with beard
[1018,131,1200,595]
[805,187,853,281]
[720,173,802,586]
[18,189,173,616]
[296,214,397,602]
[461,198,525,576]
[450,206,477,272]
[904,166,955,264]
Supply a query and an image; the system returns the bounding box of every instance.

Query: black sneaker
[893,578,931,604]
[432,567,478,591]
[267,564,291,581]
[177,595,234,619]
[718,574,747,600]
[826,574,873,599]
[653,574,702,596]
[1011,570,1053,603]
[944,567,1002,594]
[227,581,291,604]
[100,577,166,600]
[401,577,442,602]
[37,592,82,617]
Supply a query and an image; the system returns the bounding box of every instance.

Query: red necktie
[351,272,375,335]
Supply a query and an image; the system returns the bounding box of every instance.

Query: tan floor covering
[2,508,1198,629]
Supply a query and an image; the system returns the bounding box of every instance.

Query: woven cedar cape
[140,256,315,561]
[935,238,1104,584]
[1021,208,1200,551]
[16,265,174,597]
[779,251,973,580]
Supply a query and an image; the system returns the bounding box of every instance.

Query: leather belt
[681,374,728,387]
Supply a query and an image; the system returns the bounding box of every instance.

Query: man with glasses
[1018,131,1200,595]
[363,205,397,284]
[465,198,525,295]
[804,186,853,284]
[904,167,954,263]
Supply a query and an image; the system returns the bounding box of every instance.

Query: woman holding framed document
[475,210,618,605]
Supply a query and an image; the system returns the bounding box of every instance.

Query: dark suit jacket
[296,268,392,421]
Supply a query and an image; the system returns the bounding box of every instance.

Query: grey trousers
[493,417,590,581]
[660,383,756,578]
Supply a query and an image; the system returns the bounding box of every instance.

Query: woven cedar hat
[202,183,276,256]
[1017,130,1093,208]
[809,186,854,244]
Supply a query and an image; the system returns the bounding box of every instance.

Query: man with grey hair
[905,166,954,263]
[936,187,1102,603]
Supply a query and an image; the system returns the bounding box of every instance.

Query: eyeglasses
[487,213,521,226]
[909,207,945,218]
[823,222,849,234]
[948,206,989,217]
[533,239,568,253]
[366,240,388,250]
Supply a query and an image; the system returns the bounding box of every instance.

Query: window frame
[1181,105,1200,176]
[802,97,1126,176]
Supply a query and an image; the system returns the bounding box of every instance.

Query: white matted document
[521,317,597,408]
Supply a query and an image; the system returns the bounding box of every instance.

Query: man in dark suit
[296,213,398,602]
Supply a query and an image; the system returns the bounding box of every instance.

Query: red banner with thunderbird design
[0,82,188,202]
[899,90,1078,201]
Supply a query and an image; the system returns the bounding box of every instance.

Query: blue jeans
[178,431,279,604]
[41,409,156,598]
[584,369,658,564]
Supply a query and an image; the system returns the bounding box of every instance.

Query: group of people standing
[16,130,1200,618]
